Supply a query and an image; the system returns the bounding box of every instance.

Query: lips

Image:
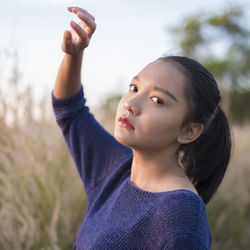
[118,116,135,129]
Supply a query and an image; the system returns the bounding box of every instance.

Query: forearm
[53,51,83,99]
[53,6,96,98]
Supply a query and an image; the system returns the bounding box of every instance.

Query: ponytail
[179,106,232,204]
[158,55,232,204]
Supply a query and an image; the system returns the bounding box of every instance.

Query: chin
[114,133,129,145]
[114,131,134,148]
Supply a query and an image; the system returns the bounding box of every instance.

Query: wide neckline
[125,174,201,198]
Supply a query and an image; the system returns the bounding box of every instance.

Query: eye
[129,84,138,92]
[150,96,164,105]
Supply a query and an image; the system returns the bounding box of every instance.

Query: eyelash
[129,84,164,105]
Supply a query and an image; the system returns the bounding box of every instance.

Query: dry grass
[0,80,249,249]
[0,92,86,249]
[0,50,87,249]
[207,124,250,249]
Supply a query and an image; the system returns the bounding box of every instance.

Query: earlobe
[177,123,204,144]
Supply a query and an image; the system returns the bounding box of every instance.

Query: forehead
[136,60,187,96]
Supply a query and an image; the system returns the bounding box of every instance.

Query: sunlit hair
[158,56,232,204]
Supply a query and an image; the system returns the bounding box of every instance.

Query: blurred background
[0,0,250,249]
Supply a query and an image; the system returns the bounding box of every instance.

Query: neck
[130,146,187,191]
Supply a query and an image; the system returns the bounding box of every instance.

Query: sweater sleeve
[162,233,208,250]
[51,84,132,196]
[160,193,212,250]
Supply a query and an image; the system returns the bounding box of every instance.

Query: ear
[177,122,204,144]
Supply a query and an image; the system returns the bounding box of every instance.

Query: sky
[1,0,249,111]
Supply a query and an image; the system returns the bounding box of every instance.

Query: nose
[124,100,140,115]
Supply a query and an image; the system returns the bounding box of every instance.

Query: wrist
[65,51,84,63]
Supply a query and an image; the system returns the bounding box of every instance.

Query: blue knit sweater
[52,85,212,250]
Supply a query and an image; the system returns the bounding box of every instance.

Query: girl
[52,6,231,250]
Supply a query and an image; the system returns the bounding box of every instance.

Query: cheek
[144,113,178,133]
[140,113,181,144]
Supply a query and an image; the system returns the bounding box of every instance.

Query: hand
[62,7,97,55]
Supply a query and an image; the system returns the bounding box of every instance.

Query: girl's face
[114,60,189,152]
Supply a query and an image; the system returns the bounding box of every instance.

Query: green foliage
[171,4,250,121]
[203,58,229,79]
[207,7,247,36]
[230,90,250,123]
[174,15,205,57]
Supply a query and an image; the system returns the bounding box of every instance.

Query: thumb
[63,30,72,40]
[62,30,72,53]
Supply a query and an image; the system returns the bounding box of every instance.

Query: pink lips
[118,116,135,129]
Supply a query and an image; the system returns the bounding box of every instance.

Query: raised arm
[53,7,96,98]
[52,7,132,200]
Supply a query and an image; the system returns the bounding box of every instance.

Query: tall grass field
[0,86,249,249]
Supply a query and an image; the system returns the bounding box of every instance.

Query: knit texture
[52,85,212,250]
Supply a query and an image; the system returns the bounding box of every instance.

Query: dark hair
[158,56,232,204]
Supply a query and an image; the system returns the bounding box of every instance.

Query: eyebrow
[132,76,178,102]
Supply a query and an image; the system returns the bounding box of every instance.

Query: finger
[68,6,95,21]
[77,12,96,35]
[63,30,72,40]
[71,7,95,21]
[62,30,72,52]
[70,21,89,41]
